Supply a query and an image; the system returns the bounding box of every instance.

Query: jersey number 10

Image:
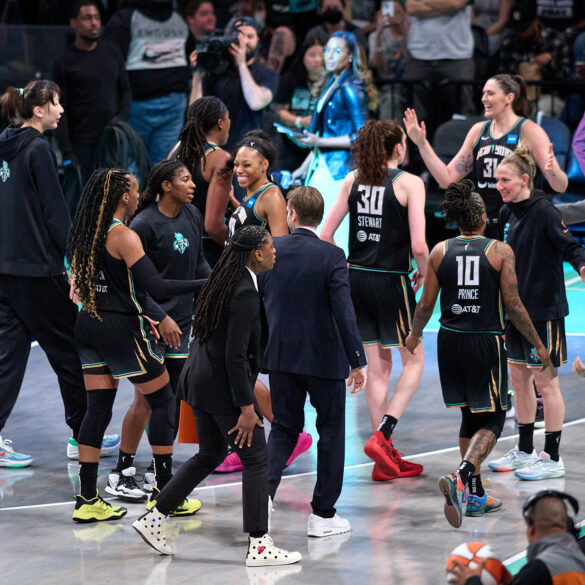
[456,255,480,286]
[357,185,385,215]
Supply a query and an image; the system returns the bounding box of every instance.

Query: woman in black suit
[133,226,302,567]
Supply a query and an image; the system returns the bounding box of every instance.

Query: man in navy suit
[260,186,367,538]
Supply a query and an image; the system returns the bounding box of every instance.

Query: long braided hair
[193,225,269,342]
[67,168,131,319]
[440,179,486,233]
[176,96,228,177]
[131,160,188,222]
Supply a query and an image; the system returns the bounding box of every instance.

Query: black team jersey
[227,182,276,240]
[95,220,146,315]
[436,236,504,334]
[130,203,210,322]
[192,143,218,218]
[347,168,412,273]
[500,190,585,322]
[472,118,527,218]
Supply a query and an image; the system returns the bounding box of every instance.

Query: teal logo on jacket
[0,160,10,183]
[173,232,189,254]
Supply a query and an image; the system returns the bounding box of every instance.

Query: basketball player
[321,119,428,480]
[405,179,553,528]
[487,146,585,480]
[404,74,567,238]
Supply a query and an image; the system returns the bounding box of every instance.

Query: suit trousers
[268,371,346,518]
[155,407,269,533]
[0,274,87,435]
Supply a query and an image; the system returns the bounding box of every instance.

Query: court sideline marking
[2,416,584,513]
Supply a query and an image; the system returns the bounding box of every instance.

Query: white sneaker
[66,435,121,459]
[487,446,539,472]
[133,506,173,555]
[307,513,351,537]
[246,534,302,567]
[105,466,148,501]
[514,452,565,481]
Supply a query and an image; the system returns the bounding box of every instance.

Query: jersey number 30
[357,185,385,215]
[456,255,480,286]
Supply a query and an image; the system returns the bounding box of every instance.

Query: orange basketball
[445,542,506,585]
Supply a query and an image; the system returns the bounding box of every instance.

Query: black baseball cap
[509,0,538,32]
[230,16,263,35]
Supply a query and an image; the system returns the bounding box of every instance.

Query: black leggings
[459,405,506,439]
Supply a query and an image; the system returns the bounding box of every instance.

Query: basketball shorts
[349,268,416,348]
[157,316,192,359]
[505,318,567,368]
[75,310,165,380]
[437,328,508,412]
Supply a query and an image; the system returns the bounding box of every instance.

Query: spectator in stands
[350,0,380,35]
[474,0,514,54]
[562,31,585,129]
[106,0,190,165]
[403,0,475,134]
[191,16,279,152]
[184,1,217,57]
[305,0,367,52]
[536,0,585,35]
[497,0,572,116]
[449,490,585,585]
[573,111,585,174]
[53,0,131,196]
[271,35,324,170]
[368,1,407,121]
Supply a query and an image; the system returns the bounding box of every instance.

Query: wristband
[295,116,302,129]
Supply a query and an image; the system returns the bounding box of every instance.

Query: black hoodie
[499,189,585,321]
[0,127,70,277]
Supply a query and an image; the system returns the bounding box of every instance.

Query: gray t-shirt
[406,5,473,60]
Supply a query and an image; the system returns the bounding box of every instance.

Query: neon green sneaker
[147,487,202,517]
[72,492,127,523]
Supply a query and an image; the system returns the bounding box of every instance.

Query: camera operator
[190,16,279,151]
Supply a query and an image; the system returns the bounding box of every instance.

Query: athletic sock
[115,450,135,472]
[79,462,99,499]
[153,453,173,490]
[378,415,398,440]
[518,422,535,454]
[468,474,485,498]
[544,431,562,462]
[249,531,267,539]
[456,460,476,485]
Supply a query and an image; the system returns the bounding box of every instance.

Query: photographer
[190,16,279,151]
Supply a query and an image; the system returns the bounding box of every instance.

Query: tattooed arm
[266,26,296,74]
[489,241,554,373]
[403,110,481,189]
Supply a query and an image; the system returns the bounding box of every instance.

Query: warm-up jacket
[499,189,585,322]
[0,126,70,277]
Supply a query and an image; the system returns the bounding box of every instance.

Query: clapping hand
[403,108,426,147]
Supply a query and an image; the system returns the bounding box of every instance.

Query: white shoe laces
[0,437,15,453]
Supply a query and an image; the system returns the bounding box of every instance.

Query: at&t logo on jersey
[451,303,480,314]
[173,232,190,254]
[0,160,10,182]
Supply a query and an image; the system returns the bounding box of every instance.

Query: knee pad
[78,388,117,449]
[479,408,506,439]
[144,382,175,446]
[459,406,506,440]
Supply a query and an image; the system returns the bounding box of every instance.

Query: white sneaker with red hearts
[246,534,302,567]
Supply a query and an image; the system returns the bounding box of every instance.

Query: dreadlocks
[67,168,131,319]
[440,179,486,233]
[177,96,227,177]
[131,160,187,222]
[193,225,269,342]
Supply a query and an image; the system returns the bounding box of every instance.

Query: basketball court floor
[1,274,584,585]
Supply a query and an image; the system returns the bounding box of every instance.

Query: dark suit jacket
[260,228,366,380]
[180,269,267,414]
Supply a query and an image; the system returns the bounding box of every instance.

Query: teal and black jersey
[436,236,504,334]
[472,117,527,218]
[227,182,276,241]
[347,168,412,273]
[94,220,145,315]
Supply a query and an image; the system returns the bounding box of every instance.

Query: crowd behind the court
[3,0,585,183]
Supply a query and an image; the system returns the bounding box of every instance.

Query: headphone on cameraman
[522,490,580,539]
